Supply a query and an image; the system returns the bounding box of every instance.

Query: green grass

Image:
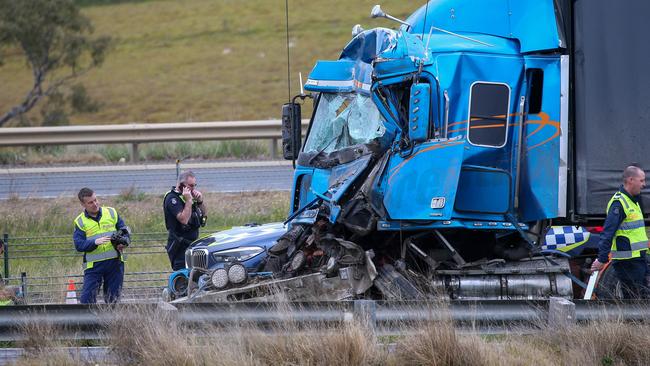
[0,140,272,165]
[138,140,268,161]
[0,192,290,277]
[0,0,415,126]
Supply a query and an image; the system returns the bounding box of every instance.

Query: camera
[111,227,131,247]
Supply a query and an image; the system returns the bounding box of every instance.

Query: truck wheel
[594,265,622,300]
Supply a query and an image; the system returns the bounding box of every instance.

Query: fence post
[176,159,181,180]
[353,299,377,335]
[3,233,8,279]
[548,297,576,328]
[20,272,26,303]
[130,143,139,162]
[269,138,278,159]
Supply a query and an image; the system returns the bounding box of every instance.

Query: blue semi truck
[171,0,650,302]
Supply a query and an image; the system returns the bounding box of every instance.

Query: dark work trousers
[167,235,190,271]
[612,259,649,299]
[80,258,124,304]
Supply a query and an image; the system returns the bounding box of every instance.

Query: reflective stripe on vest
[74,207,123,269]
[85,247,119,263]
[87,231,116,241]
[610,240,650,259]
[619,219,645,231]
[607,192,649,260]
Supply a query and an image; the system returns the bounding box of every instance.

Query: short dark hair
[623,166,644,182]
[78,187,94,202]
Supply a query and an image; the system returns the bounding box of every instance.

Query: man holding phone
[163,171,207,270]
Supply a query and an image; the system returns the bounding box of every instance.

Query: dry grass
[10,301,650,366]
[13,314,87,366]
[523,321,650,366]
[391,321,499,366]
[0,191,289,236]
[12,302,650,366]
[104,303,385,366]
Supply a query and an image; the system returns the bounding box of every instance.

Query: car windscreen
[303,93,386,154]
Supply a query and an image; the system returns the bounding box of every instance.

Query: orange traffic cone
[65,279,78,304]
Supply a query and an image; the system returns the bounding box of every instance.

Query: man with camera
[73,187,130,304]
[163,171,207,271]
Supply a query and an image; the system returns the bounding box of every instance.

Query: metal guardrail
[0,119,310,160]
[0,347,114,365]
[0,299,647,342]
[0,120,310,146]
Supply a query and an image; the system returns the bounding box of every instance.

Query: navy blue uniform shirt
[163,189,199,242]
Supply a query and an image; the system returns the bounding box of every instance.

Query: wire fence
[0,230,221,304]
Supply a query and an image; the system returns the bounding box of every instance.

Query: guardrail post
[269,138,278,160]
[20,272,26,303]
[548,297,576,328]
[3,233,8,279]
[353,300,377,335]
[129,143,139,162]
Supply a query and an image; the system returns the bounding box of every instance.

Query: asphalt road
[0,161,294,199]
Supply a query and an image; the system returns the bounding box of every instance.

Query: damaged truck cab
[181,0,648,302]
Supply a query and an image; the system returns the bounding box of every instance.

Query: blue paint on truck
[171,0,645,301]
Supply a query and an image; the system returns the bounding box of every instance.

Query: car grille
[185,250,192,269]
[191,249,208,270]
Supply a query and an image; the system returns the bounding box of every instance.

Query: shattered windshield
[303,93,386,154]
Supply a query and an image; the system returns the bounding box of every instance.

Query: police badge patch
[171,198,177,205]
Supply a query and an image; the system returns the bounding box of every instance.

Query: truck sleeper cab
[178,0,645,302]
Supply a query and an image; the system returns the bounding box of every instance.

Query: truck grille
[191,249,208,270]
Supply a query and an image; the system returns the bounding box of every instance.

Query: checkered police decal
[542,226,590,250]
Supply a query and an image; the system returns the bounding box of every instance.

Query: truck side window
[467,82,510,147]
[526,69,544,114]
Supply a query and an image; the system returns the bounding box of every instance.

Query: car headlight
[211,246,264,263]
[228,263,247,285]
[211,268,229,289]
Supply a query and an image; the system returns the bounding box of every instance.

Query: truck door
[517,56,567,221]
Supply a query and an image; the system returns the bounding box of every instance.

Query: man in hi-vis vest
[73,188,130,304]
[591,166,648,298]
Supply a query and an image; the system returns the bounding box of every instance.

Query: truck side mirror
[281,103,302,160]
[408,83,431,143]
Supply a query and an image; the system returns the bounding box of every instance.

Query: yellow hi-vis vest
[74,207,123,269]
[606,192,649,260]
